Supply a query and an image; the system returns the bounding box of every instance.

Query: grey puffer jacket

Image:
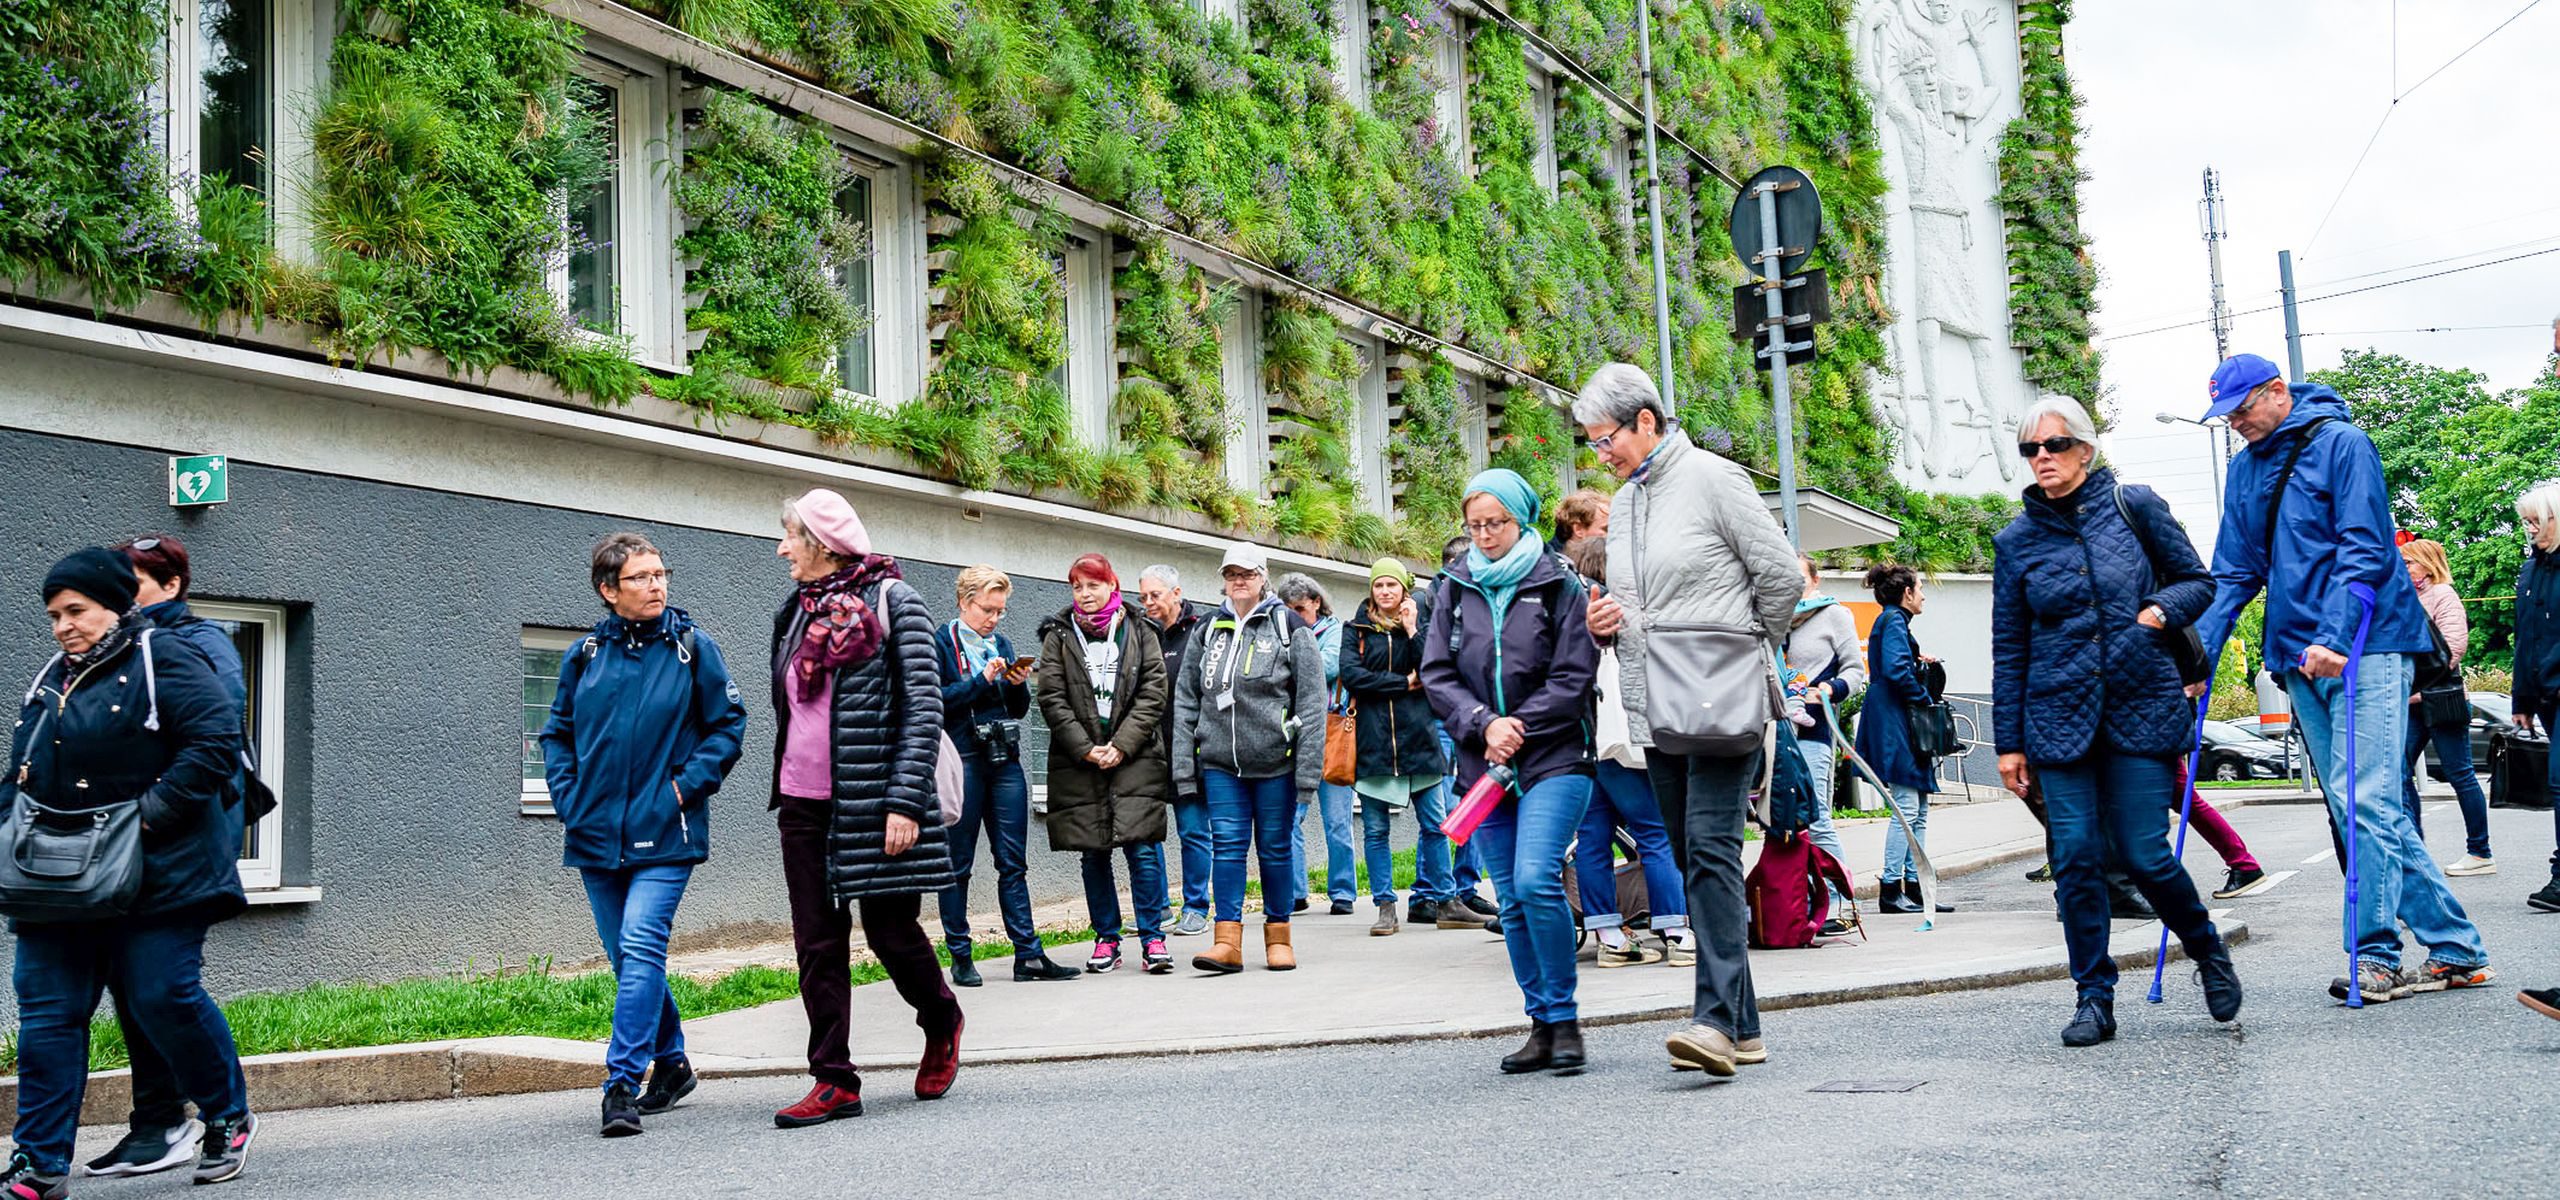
[1172,596,1326,794]
[1602,432,1802,748]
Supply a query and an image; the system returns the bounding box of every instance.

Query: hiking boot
[2191,938,2244,1022]
[2406,958,2497,993]
[949,956,983,988]
[2443,854,2496,877]
[1665,1023,1737,1077]
[637,1056,696,1115]
[2,1152,66,1200]
[1595,935,1664,968]
[1547,1020,1586,1074]
[1085,938,1122,974]
[1370,902,1400,936]
[1662,930,1697,967]
[2025,862,2055,883]
[1459,892,1499,917]
[1141,938,1174,974]
[194,1111,258,1183]
[2212,867,2267,899]
[1436,899,1492,929]
[82,1118,203,1177]
[1734,1036,1767,1066]
[2060,996,2116,1047]
[916,1014,963,1100]
[1194,920,1245,974]
[599,1085,642,1138]
[1405,898,1441,925]
[2521,986,2560,1021]
[2329,959,2411,1005]
[1263,921,1296,970]
[1328,899,1355,916]
[774,1082,863,1129]
[1172,910,1211,937]
[1014,955,1081,982]
[2528,877,2560,913]
[1500,1022,1555,1074]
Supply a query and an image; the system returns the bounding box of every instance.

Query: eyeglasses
[1463,517,1518,536]
[617,570,672,587]
[1588,423,1629,453]
[2227,381,2272,418]
[2016,436,2080,460]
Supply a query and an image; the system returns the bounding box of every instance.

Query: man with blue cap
[2193,353,2492,1006]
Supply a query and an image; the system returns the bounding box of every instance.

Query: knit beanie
[43,547,138,614]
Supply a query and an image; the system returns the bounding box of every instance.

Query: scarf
[1467,531,1545,638]
[1075,589,1125,640]
[792,555,901,701]
[62,615,136,676]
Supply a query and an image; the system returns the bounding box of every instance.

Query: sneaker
[599,1084,642,1139]
[2212,866,2267,899]
[2,1152,66,1200]
[2191,938,2243,1022]
[1436,899,1492,930]
[1328,899,1355,916]
[2444,854,2496,877]
[2527,877,2560,913]
[1085,939,1122,974]
[1172,910,1211,937]
[2520,986,2560,1021]
[774,1081,863,1129]
[82,1119,204,1177]
[2024,862,2055,883]
[194,1111,259,1182]
[1665,1023,1737,1077]
[2060,996,2117,1047]
[1459,892,1499,918]
[1014,955,1081,982]
[2329,959,2412,1005]
[1141,938,1174,973]
[637,1056,697,1115]
[1595,936,1664,968]
[2406,958,2497,993]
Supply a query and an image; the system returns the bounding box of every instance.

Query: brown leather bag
[1323,701,1358,787]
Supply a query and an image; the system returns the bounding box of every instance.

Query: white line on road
[2224,869,2298,898]
[2303,849,2335,865]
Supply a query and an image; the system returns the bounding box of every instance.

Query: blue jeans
[1293,781,1360,904]
[1172,789,1214,917]
[940,751,1041,960]
[1205,769,1297,924]
[1576,761,1686,930]
[1438,724,1488,896]
[579,863,692,1090]
[1881,783,1929,884]
[1475,771,1593,1023]
[1358,781,1456,905]
[2401,713,2492,858]
[2287,656,2486,971]
[1797,737,1850,907]
[2039,750,2218,1000]
[12,922,249,1175]
[1083,842,1169,941]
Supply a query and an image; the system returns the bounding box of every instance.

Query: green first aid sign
[168,454,229,507]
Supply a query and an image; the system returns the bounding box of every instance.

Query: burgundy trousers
[777,795,961,1092]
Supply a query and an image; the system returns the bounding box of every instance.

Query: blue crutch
[2146,693,2214,1004]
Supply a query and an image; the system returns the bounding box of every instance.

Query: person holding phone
[934,566,1077,986]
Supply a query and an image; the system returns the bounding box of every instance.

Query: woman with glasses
[2511,483,2560,916]
[1034,554,1175,975]
[1992,398,2242,1048]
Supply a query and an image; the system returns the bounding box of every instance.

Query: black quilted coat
[768,579,956,901]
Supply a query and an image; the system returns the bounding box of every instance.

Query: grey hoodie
[1172,596,1327,795]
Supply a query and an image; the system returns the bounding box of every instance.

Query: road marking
[2303,849,2335,865]
[2221,869,2297,898]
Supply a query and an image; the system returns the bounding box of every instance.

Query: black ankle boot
[2192,936,2244,1023]
[2060,996,2116,1047]
[1547,1019,1586,1073]
[1878,882,1920,914]
[1500,1022,1555,1074]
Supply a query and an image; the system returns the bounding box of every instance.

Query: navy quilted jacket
[1851,607,1937,793]
[1992,469,2217,764]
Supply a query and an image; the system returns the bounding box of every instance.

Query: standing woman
[5,550,256,1199]
[1991,398,2242,1047]
[768,490,965,1129]
[934,566,1078,985]
[2511,484,2560,915]
[1855,564,1947,916]
[1338,558,1456,936]
[540,533,748,1135]
[1172,543,1326,973]
[1276,572,1360,915]
[2398,538,2493,876]
[1035,554,1175,975]
[1422,469,1599,1074]
[1785,554,1865,934]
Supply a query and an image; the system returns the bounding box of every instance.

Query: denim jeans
[1796,738,1849,908]
[12,922,249,1175]
[1651,749,1762,1040]
[1359,780,1456,905]
[1437,724,1488,896]
[580,863,692,1090]
[1083,842,1170,941]
[940,751,1041,960]
[2401,713,2492,858]
[2039,750,2219,1000]
[1474,771,1593,1023]
[1171,790,1215,918]
[1881,783,1929,884]
[1205,769,1297,923]
[1293,781,1360,905]
[2287,655,2487,972]
[1576,760,1686,930]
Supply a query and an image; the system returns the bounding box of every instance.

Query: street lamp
[2153,410,2227,516]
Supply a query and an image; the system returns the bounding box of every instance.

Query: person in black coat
[1338,558,1454,934]
[1992,398,2242,1048]
[767,490,964,1130]
[5,549,257,1197]
[2511,484,2560,913]
[1034,553,1173,974]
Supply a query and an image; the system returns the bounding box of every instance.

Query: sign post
[1728,166,1826,551]
[169,455,229,507]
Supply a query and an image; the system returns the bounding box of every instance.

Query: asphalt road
[58,799,2560,1199]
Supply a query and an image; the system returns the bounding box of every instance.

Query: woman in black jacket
[2512,484,2560,914]
[5,550,256,1198]
[1035,554,1173,975]
[768,490,964,1129]
[1339,559,1453,936]
[1991,398,2241,1048]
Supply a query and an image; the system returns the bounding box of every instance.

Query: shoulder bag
[883,586,965,827]
[0,635,157,921]
[2112,484,2215,687]
[1904,650,1960,759]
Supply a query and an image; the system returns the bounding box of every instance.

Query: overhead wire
[2098,244,2560,343]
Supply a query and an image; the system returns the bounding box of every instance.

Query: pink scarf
[793,555,901,701]
[1075,589,1124,640]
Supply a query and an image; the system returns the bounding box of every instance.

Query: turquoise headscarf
[1462,469,1547,656]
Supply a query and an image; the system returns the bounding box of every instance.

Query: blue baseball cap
[2204,354,2283,420]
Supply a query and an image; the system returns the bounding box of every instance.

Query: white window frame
[1333,0,1371,111]
[1433,18,1470,172]
[1195,0,1247,31]
[1061,229,1118,449]
[1528,67,1559,198]
[1346,333,1391,516]
[1460,377,1492,472]
[154,0,328,258]
[1219,287,1266,495]
[192,600,286,891]
[1608,126,1636,226]
[551,48,683,369]
[520,627,586,817]
[831,142,927,407]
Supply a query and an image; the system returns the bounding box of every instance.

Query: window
[1346,334,1390,516]
[1432,19,1470,171]
[831,144,924,406]
[1460,377,1491,471]
[520,628,585,816]
[1528,68,1559,197]
[1607,127,1636,227]
[553,51,680,365]
[1332,0,1370,110]
[193,601,286,890]
[153,1,325,252]
[1059,231,1117,448]
[1220,288,1266,495]
[834,173,876,398]
[1193,0,1247,29]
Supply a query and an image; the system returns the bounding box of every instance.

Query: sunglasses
[2016,435,2080,460]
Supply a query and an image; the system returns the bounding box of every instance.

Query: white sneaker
[2444,855,2497,877]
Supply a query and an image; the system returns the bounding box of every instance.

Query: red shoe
[916,1013,964,1100]
[773,1081,863,1129]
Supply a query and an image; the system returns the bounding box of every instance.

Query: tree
[2310,349,2493,530]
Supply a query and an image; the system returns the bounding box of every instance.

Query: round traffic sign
[1728,165,1822,279]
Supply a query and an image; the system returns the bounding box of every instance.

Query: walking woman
[1856,564,1948,916]
[540,533,748,1135]
[1276,572,1360,914]
[2512,483,2560,915]
[1422,469,1599,1074]
[769,489,965,1128]
[1991,398,2243,1047]
[1172,543,1326,973]
[1035,554,1175,975]
[2398,538,2493,876]
[1561,535,1691,966]
[6,550,257,1199]
[934,566,1078,985]
[1338,558,1455,936]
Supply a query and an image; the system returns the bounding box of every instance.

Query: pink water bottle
[1444,764,1516,846]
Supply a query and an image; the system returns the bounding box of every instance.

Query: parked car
[2200,719,2289,782]
[2423,694,2532,782]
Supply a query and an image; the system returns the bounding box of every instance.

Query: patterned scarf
[793,555,902,701]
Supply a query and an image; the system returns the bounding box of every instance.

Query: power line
[2303,233,2560,289]
[2299,323,2548,337]
[2308,200,2560,265]
[2400,0,2547,98]
[2098,244,2560,343]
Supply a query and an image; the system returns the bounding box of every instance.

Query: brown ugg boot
[1264,921,1296,971]
[1193,921,1245,974]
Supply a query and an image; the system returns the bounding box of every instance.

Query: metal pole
[2279,250,2307,382]
[2200,168,2232,361]
[1756,183,1802,550]
[1633,0,1677,414]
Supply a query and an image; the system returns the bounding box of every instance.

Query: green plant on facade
[676,89,866,398]
[1996,0,2099,406]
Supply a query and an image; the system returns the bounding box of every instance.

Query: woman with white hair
[1990,396,2241,1048]
[2510,482,2560,915]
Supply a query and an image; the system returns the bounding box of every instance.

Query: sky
[2066,0,2560,557]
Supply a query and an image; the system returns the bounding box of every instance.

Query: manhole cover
[1810,1080,1927,1093]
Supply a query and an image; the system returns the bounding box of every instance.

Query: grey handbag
[1627,484,1782,756]
[0,656,147,922]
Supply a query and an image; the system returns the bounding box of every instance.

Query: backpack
[871,583,965,828]
[1747,831,1858,949]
